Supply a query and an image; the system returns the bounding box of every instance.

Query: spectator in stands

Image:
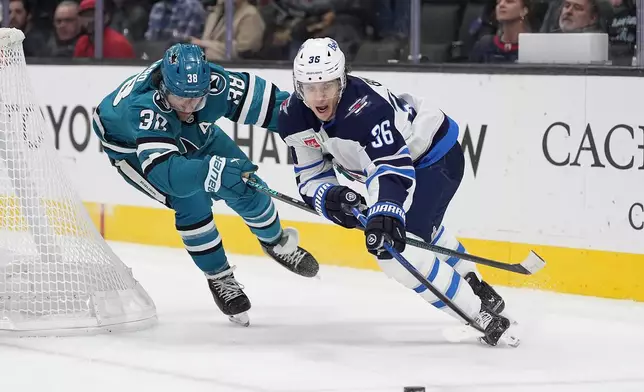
[469,0,531,63]
[372,0,410,42]
[74,0,136,59]
[8,0,48,57]
[540,0,608,33]
[46,1,81,57]
[191,0,265,61]
[145,0,206,42]
[110,0,150,42]
[558,0,603,32]
[282,0,366,61]
[608,0,635,65]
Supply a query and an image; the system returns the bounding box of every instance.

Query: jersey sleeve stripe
[372,155,413,168]
[92,109,106,138]
[229,72,249,122]
[260,84,277,129]
[101,140,137,154]
[294,159,324,174]
[255,80,273,127]
[136,142,180,155]
[372,146,412,164]
[93,110,137,153]
[247,75,266,125]
[237,73,256,124]
[365,164,416,189]
[141,150,178,175]
[298,169,337,195]
[136,136,177,144]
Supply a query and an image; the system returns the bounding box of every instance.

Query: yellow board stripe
[81,202,644,301]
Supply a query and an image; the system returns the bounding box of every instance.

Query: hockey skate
[261,228,319,278]
[206,266,251,327]
[474,307,519,347]
[465,272,505,314]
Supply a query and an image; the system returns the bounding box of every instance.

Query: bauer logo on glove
[205,155,226,193]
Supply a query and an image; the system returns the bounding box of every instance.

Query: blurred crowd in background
[0,0,637,65]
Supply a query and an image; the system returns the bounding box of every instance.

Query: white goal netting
[0,28,157,335]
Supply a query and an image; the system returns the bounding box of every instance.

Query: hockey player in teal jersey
[91,43,319,326]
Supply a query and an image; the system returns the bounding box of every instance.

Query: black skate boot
[261,228,319,278]
[465,272,505,314]
[474,307,517,347]
[206,266,251,327]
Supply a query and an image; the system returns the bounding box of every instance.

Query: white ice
[1,242,644,392]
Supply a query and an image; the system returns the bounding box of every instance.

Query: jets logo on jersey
[153,91,173,113]
[345,96,370,118]
[209,73,227,96]
[302,136,321,149]
[280,96,291,115]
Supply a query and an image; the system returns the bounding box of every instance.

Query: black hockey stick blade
[245,178,545,275]
[404,237,546,275]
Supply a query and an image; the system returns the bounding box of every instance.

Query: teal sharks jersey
[92,59,288,198]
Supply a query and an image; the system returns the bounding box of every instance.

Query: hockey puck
[403,387,425,392]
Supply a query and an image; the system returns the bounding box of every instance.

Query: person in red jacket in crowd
[74,0,135,59]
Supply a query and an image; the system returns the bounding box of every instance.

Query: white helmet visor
[296,79,341,104]
[165,93,207,113]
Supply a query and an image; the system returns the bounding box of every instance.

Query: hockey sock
[376,232,481,322]
[176,215,229,274]
[431,225,481,280]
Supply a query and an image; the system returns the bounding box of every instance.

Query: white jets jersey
[277,75,459,211]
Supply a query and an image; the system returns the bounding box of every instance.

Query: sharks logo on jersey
[153,91,173,113]
[209,73,227,96]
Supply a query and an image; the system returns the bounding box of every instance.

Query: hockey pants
[110,126,283,275]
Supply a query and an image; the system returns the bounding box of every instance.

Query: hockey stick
[246,178,545,275]
[348,207,519,348]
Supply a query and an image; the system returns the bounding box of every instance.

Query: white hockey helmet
[293,38,346,103]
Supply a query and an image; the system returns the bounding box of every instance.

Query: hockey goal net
[0,28,157,335]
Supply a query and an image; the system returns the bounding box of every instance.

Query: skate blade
[442,325,520,348]
[228,312,250,327]
[478,331,521,348]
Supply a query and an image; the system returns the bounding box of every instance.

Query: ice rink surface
[1,242,644,392]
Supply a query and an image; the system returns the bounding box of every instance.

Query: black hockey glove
[364,201,406,259]
[313,184,365,229]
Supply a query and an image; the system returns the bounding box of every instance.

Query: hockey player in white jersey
[277,37,512,346]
